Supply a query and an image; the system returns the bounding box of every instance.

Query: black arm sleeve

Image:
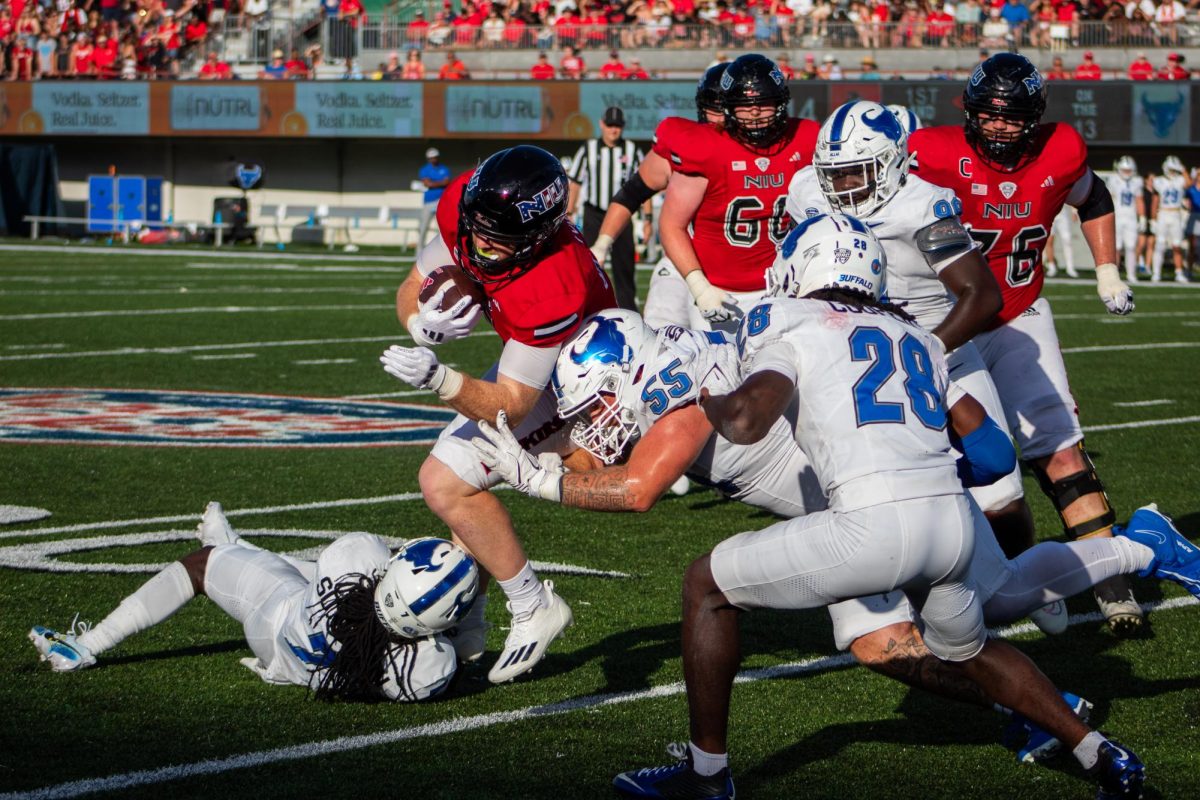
[1075,172,1115,222]
[611,172,658,214]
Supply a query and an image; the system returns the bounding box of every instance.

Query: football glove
[1095,263,1134,316]
[408,286,482,347]
[471,411,563,502]
[380,344,464,400]
[1138,216,1147,234]
[685,270,740,323]
[590,233,614,265]
[1149,219,1158,236]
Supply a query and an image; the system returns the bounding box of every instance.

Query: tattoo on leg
[867,633,992,709]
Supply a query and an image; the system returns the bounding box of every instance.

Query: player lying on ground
[609,214,1198,800]
[29,503,478,703]
[382,145,615,684]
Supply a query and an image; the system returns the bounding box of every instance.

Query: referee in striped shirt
[567,106,645,311]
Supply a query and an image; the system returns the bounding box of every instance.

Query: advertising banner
[291,83,423,137]
[170,84,264,131]
[424,81,580,139]
[579,82,695,140]
[29,83,149,135]
[1044,83,1132,144]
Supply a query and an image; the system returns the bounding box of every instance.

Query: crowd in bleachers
[4,0,1200,80]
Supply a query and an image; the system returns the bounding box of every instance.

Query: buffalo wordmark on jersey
[661,118,819,292]
[909,123,1088,327]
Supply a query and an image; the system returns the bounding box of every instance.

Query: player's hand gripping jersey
[437,173,616,348]
[908,123,1088,326]
[736,297,962,511]
[657,119,819,292]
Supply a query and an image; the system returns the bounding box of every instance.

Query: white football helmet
[766,212,887,301]
[814,100,909,219]
[1115,155,1138,179]
[886,104,922,135]
[1163,155,1185,177]
[374,537,479,639]
[552,309,656,465]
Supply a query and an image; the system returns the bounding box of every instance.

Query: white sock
[1073,730,1107,770]
[77,561,195,655]
[497,562,544,616]
[689,742,728,777]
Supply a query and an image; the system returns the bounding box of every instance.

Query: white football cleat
[487,580,573,684]
[196,501,238,547]
[1030,599,1069,635]
[29,622,95,672]
[669,475,691,497]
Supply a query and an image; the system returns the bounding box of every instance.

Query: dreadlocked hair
[308,572,397,703]
[806,287,917,325]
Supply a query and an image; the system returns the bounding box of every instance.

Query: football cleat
[1029,599,1069,635]
[669,475,691,497]
[613,743,735,799]
[1093,574,1144,637]
[1118,504,1200,598]
[1087,739,1145,799]
[487,580,573,684]
[196,501,238,547]
[29,621,96,672]
[1004,691,1092,764]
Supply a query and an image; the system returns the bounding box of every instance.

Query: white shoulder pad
[785,165,828,223]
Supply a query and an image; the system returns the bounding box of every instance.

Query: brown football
[418,264,487,312]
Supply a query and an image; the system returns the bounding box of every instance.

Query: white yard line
[0,304,389,321]
[293,358,356,365]
[1083,415,1200,433]
[0,286,391,297]
[1112,399,1175,408]
[192,354,257,361]
[0,244,412,263]
[3,596,1195,800]
[1062,341,1200,354]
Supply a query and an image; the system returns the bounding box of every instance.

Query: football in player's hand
[418,265,486,313]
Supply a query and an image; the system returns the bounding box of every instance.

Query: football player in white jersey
[786,100,1055,620]
[1151,155,1190,283]
[1106,156,1146,283]
[28,503,473,703]
[609,214,1187,800]
[1044,206,1080,278]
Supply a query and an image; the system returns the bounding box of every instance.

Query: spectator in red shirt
[1127,51,1154,80]
[9,39,36,80]
[582,4,608,47]
[406,9,430,46]
[71,34,95,77]
[530,50,556,79]
[185,15,209,58]
[625,56,649,79]
[503,11,528,47]
[198,51,232,80]
[1073,50,1102,79]
[731,7,754,44]
[92,33,119,77]
[1043,55,1069,80]
[598,49,626,79]
[438,49,470,79]
[1158,52,1189,80]
[560,43,585,79]
[554,6,582,48]
[775,52,796,79]
[401,48,425,79]
[286,48,311,79]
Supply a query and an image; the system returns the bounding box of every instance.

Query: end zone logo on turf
[0,388,456,447]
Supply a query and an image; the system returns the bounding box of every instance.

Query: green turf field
[1,242,1197,799]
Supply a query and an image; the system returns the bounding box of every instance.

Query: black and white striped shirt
[567,138,644,211]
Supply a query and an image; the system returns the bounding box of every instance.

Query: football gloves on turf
[472,411,565,502]
[409,285,483,347]
[1095,263,1134,316]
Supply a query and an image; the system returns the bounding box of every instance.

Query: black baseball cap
[601,107,625,127]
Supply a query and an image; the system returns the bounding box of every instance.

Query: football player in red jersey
[589,63,729,331]
[909,53,1143,636]
[381,146,617,683]
[658,53,820,332]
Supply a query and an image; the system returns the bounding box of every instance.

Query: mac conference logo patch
[0,388,456,447]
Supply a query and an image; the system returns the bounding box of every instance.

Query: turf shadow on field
[98,638,247,668]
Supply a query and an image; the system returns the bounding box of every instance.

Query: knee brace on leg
[1029,442,1116,539]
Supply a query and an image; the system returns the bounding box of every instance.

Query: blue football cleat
[613,744,734,799]
[1118,504,1200,598]
[1087,739,1145,799]
[1004,691,1093,764]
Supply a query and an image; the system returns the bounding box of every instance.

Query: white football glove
[1138,216,1148,234]
[1095,263,1134,316]
[1149,219,1158,236]
[380,344,463,399]
[471,411,563,502]
[685,270,740,323]
[408,286,482,347]
[590,233,614,265]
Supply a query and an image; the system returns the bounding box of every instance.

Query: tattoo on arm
[561,467,638,512]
